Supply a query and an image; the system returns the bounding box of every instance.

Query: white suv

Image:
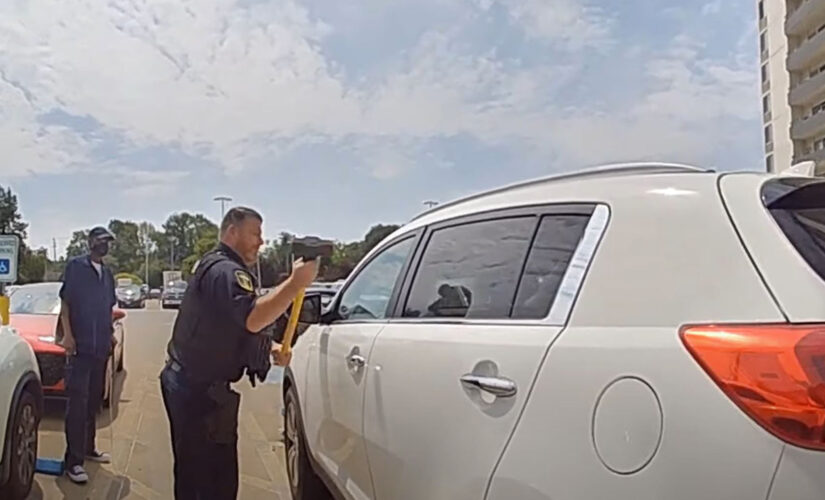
[283,163,825,500]
[0,324,42,500]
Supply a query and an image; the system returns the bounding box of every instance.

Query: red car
[8,282,126,408]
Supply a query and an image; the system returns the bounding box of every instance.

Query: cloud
[489,0,615,49]
[0,0,759,189]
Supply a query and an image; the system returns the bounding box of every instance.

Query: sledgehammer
[279,236,334,358]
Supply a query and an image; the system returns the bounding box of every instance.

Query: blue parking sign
[0,259,8,275]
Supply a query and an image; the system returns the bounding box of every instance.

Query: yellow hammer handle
[0,295,8,326]
[280,289,306,355]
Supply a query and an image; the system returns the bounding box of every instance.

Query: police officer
[160,207,318,499]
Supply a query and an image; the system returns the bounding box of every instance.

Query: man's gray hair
[220,207,263,235]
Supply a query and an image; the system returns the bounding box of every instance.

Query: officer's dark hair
[221,207,263,235]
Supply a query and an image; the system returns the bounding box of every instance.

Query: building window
[760,32,768,52]
[765,124,773,145]
[813,100,825,116]
[815,137,825,151]
[758,1,764,20]
[761,64,769,83]
[763,95,770,115]
[766,155,773,172]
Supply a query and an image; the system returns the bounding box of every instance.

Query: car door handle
[347,354,366,369]
[460,374,517,398]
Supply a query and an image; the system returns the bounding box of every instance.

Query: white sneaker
[86,450,111,464]
[67,465,89,484]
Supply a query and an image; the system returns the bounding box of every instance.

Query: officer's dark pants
[160,364,240,500]
[64,353,107,468]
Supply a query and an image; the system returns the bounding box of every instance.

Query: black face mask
[91,241,110,257]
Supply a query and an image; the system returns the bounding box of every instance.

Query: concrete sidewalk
[28,308,291,499]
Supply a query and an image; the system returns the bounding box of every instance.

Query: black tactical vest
[167,250,249,384]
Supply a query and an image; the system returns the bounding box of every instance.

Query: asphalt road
[28,301,292,499]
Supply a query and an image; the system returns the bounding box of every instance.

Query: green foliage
[66,230,89,258]
[18,247,49,284]
[0,182,402,287]
[0,186,28,239]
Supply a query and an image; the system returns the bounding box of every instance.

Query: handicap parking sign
[0,235,20,283]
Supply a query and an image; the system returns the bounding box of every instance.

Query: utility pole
[423,200,439,209]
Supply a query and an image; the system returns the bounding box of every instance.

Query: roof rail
[411,162,711,222]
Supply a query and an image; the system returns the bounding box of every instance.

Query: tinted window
[338,238,415,320]
[403,217,535,319]
[512,215,590,319]
[764,179,825,282]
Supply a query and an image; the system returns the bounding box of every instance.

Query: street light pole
[214,195,233,221]
[423,200,439,209]
[214,196,233,243]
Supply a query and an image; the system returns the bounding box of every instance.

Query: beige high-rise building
[758,0,825,176]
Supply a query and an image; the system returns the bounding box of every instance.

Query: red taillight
[681,324,825,451]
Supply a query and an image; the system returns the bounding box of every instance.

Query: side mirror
[298,293,322,324]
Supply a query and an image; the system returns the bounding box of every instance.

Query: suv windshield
[763,178,825,282]
[10,284,61,315]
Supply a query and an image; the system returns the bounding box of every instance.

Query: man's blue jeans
[64,353,107,468]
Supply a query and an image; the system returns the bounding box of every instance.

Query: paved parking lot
[28,303,291,499]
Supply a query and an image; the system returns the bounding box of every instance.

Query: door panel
[363,323,564,500]
[302,235,419,500]
[304,324,383,500]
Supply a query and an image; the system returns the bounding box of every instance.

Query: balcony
[764,109,772,123]
[766,141,774,154]
[788,26,825,71]
[799,147,825,165]
[786,0,825,37]
[790,70,825,106]
[792,111,825,140]
[760,16,767,33]
[762,78,771,94]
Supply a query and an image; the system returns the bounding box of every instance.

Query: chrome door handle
[347,354,366,369]
[460,374,517,398]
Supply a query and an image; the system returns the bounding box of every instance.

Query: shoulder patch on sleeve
[235,270,254,293]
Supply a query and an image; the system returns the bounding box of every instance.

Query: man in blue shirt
[59,226,118,484]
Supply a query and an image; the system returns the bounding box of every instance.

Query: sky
[0,0,763,257]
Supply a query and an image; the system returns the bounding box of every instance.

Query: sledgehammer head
[290,236,334,261]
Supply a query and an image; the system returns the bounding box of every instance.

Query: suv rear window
[762,178,825,282]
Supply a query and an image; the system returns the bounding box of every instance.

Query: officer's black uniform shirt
[199,243,258,330]
[168,242,259,384]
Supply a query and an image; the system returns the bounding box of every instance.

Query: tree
[182,225,219,277]
[158,213,218,270]
[107,219,143,274]
[362,224,400,255]
[0,186,28,239]
[66,230,90,259]
[18,247,48,284]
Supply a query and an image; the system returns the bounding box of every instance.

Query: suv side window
[511,214,591,319]
[403,217,536,319]
[338,237,415,321]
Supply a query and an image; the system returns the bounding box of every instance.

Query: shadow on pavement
[30,462,132,499]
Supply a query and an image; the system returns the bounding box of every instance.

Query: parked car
[8,282,126,408]
[161,280,187,309]
[282,163,825,500]
[117,283,145,309]
[149,288,162,300]
[0,325,42,500]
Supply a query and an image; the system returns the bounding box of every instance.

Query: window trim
[326,229,423,325]
[389,202,608,326]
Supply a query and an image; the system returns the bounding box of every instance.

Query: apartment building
[758,0,825,176]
